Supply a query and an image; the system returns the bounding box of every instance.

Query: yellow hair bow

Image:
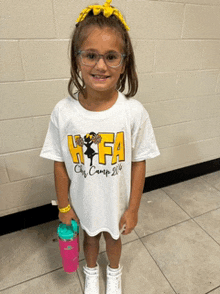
[76,0,130,31]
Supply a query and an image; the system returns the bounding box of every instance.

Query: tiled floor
[1,171,220,294]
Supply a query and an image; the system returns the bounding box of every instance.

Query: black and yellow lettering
[112,132,125,164]
[98,133,114,165]
[68,135,84,164]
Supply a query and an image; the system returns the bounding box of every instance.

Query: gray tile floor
[1,171,220,294]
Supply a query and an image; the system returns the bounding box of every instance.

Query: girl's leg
[83,230,102,268]
[103,232,122,269]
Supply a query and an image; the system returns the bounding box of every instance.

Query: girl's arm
[120,160,146,235]
[54,161,80,225]
[54,161,70,209]
[128,160,146,213]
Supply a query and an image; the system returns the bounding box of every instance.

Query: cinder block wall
[1,0,220,217]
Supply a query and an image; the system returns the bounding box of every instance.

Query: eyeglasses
[77,50,126,68]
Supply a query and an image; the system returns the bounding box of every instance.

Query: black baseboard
[1,158,219,236]
[143,158,220,192]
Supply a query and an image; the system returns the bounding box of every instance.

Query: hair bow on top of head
[76,0,130,31]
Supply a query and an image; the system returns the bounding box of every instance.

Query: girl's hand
[119,209,138,235]
[59,208,80,226]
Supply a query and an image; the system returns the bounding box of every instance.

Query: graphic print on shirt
[68,132,125,178]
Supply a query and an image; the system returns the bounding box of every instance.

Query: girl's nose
[95,56,108,69]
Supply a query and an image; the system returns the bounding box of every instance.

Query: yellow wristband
[59,204,71,213]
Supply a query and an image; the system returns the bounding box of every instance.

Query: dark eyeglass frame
[77,50,126,68]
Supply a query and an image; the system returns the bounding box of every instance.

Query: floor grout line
[1,171,220,293]
[0,268,62,292]
[76,268,84,294]
[139,237,178,294]
[160,180,220,247]
[205,284,220,294]
[199,175,220,193]
[192,218,220,247]
[138,218,191,237]
[161,186,195,218]
[193,206,220,218]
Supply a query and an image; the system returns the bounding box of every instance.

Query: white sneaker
[83,262,99,294]
[106,264,123,294]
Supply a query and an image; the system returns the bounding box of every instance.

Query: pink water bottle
[57,220,79,273]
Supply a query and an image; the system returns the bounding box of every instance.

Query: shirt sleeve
[132,108,160,162]
[40,110,64,162]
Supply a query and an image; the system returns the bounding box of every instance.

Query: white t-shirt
[40,91,160,239]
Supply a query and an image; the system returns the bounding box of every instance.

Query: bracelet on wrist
[59,204,71,213]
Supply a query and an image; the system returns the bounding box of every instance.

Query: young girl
[40,1,160,293]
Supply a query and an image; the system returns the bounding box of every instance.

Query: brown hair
[68,8,138,100]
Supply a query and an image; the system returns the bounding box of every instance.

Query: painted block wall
[0,0,220,217]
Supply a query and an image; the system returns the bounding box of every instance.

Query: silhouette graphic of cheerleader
[76,132,102,166]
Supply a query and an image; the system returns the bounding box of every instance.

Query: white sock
[87,263,97,270]
[109,265,120,271]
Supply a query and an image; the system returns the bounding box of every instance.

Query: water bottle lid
[57,220,79,239]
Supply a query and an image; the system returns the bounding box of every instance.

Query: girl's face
[77,26,125,95]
